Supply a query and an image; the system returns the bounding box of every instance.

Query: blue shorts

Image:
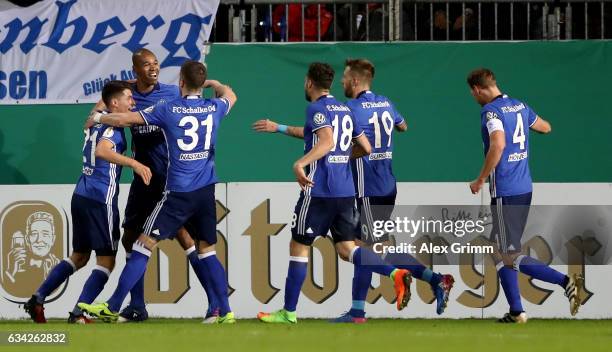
[357,194,396,244]
[144,184,217,244]
[71,194,119,256]
[291,194,359,246]
[490,192,532,253]
[123,173,166,232]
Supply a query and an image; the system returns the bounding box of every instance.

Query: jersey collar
[492,94,504,102]
[132,82,160,97]
[184,95,201,99]
[356,90,371,99]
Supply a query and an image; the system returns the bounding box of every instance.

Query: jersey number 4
[178,115,213,151]
[513,113,526,150]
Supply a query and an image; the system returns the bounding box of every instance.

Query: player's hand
[84,110,100,129]
[203,79,220,88]
[133,162,152,186]
[253,119,278,133]
[6,247,26,282]
[469,178,485,194]
[293,162,314,191]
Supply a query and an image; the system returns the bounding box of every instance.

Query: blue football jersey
[74,120,126,205]
[130,82,181,177]
[139,95,230,192]
[303,95,363,198]
[481,94,538,197]
[348,91,405,198]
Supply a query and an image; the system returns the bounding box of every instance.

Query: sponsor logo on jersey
[133,125,160,134]
[486,111,499,120]
[327,155,350,163]
[369,151,393,161]
[313,112,326,125]
[507,151,528,162]
[179,151,210,161]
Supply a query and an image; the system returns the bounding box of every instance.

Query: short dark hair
[345,58,375,82]
[307,62,334,90]
[102,80,131,107]
[132,48,156,66]
[467,68,496,88]
[180,60,207,90]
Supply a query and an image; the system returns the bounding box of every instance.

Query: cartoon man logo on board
[1,202,67,302]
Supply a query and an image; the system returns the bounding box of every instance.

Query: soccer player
[24,81,152,324]
[329,58,455,323]
[93,49,221,323]
[467,68,584,323]
[254,62,411,324]
[78,61,237,324]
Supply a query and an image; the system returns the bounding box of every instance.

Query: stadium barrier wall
[1,182,611,319]
[0,41,611,185]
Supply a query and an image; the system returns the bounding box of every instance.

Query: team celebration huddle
[22,49,585,325]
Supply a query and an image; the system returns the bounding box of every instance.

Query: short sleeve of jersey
[526,105,538,127]
[352,114,364,138]
[139,101,167,128]
[391,102,405,125]
[213,97,231,117]
[482,109,504,135]
[306,105,332,132]
[99,126,124,148]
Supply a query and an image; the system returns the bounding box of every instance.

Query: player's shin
[107,242,151,313]
[350,247,395,277]
[284,256,308,312]
[350,264,371,318]
[198,251,231,315]
[72,265,110,315]
[514,255,568,287]
[35,258,77,303]
[497,262,524,315]
[187,246,219,313]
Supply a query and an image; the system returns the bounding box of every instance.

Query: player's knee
[121,228,138,252]
[197,240,215,253]
[176,228,195,249]
[289,239,310,257]
[335,242,355,262]
[135,233,158,251]
[96,256,116,271]
[70,252,91,269]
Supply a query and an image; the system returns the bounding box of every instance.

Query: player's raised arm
[205,79,237,111]
[86,111,145,129]
[470,130,505,194]
[292,126,334,190]
[252,119,304,139]
[94,139,152,185]
[530,116,552,134]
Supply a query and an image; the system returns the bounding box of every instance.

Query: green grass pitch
[1,319,611,351]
